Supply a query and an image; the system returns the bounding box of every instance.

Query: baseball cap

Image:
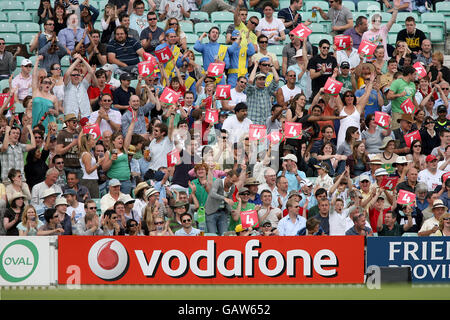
[109,178,121,187]
[101,63,114,72]
[437,105,447,113]
[426,154,437,162]
[288,190,302,199]
[255,72,267,79]
[238,187,250,194]
[21,59,33,66]
[395,156,410,165]
[259,57,270,63]
[359,174,370,182]
[231,30,240,37]
[281,154,297,162]
[62,189,77,196]
[340,61,350,68]
[119,73,132,81]
[165,28,176,35]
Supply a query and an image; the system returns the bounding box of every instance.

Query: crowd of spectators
[0,0,449,238]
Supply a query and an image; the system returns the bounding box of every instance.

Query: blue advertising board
[367,237,450,283]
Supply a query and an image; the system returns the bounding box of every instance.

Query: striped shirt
[246,81,278,125]
[106,37,142,67]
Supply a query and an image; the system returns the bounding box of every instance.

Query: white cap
[21,59,33,66]
[281,154,297,162]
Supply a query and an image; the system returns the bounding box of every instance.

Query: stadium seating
[342,1,356,12]
[186,33,198,45]
[179,21,194,34]
[420,12,446,46]
[23,0,40,11]
[190,11,209,21]
[211,11,234,23]
[194,23,215,35]
[8,11,33,22]
[356,1,381,12]
[16,22,40,35]
[0,22,16,33]
[304,0,329,11]
[0,1,23,11]
[0,33,20,45]
[308,34,333,46]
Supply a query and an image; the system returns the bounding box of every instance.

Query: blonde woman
[101,4,120,43]
[436,213,450,236]
[79,131,105,198]
[17,205,43,236]
[142,203,161,235]
[149,214,174,236]
[164,18,187,52]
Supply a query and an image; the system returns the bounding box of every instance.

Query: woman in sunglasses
[31,55,58,133]
[437,213,450,237]
[164,18,187,53]
[149,214,174,236]
[420,116,440,156]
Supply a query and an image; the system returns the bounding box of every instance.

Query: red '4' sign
[290,23,312,40]
[205,109,218,124]
[249,124,266,141]
[334,35,351,51]
[397,189,416,205]
[167,149,180,167]
[284,122,302,139]
[374,111,391,129]
[240,210,259,228]
[358,40,376,57]
[215,85,231,100]
[323,78,343,96]
[155,44,173,64]
[379,176,399,190]
[404,130,421,148]
[160,87,180,105]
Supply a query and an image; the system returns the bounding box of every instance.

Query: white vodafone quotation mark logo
[88,239,129,281]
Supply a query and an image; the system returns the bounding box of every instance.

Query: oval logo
[0,239,39,283]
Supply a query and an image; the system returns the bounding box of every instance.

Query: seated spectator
[278,0,308,33]
[345,210,373,236]
[73,211,104,235]
[38,208,65,235]
[159,0,190,22]
[175,212,200,236]
[415,39,433,67]
[86,29,107,67]
[436,212,450,236]
[110,13,140,42]
[6,168,31,205]
[362,113,394,155]
[149,214,174,236]
[101,208,124,235]
[128,0,150,36]
[0,38,19,80]
[17,205,43,236]
[79,1,100,32]
[89,92,122,135]
[313,0,353,35]
[62,171,91,203]
[335,37,360,70]
[396,16,427,54]
[101,4,120,44]
[418,199,447,236]
[140,11,164,54]
[58,13,90,55]
[255,3,286,45]
[343,15,368,50]
[107,26,145,77]
[252,36,280,71]
[429,52,450,85]
[377,208,413,236]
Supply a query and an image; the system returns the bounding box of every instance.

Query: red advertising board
[58,236,365,285]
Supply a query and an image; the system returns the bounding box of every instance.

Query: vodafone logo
[88,239,129,281]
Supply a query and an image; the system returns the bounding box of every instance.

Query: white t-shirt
[336,48,361,69]
[229,88,247,107]
[329,209,349,236]
[255,17,285,45]
[438,160,450,172]
[68,202,86,223]
[417,168,444,191]
[148,136,174,171]
[221,115,253,144]
[159,0,190,21]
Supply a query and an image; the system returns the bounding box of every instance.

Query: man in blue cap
[227,30,255,88]
[194,27,230,85]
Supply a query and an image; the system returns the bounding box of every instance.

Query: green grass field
[2,284,450,300]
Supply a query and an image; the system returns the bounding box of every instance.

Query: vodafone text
[134,239,338,278]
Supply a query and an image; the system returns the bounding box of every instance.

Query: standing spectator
[230,3,259,51]
[278,0,309,33]
[343,16,368,50]
[335,37,360,69]
[252,37,280,71]
[87,69,113,110]
[128,0,150,36]
[63,54,97,118]
[107,26,145,77]
[396,16,427,54]
[227,30,256,89]
[386,66,418,130]
[277,197,307,235]
[246,62,279,125]
[12,59,34,103]
[230,187,257,232]
[55,114,81,175]
[307,39,337,100]
[78,133,103,199]
[58,13,90,55]
[146,121,175,176]
[0,126,36,184]
[355,74,384,116]
[313,0,353,35]
[204,170,241,235]
[38,35,68,73]
[276,70,302,108]
[53,3,67,36]
[0,38,19,80]
[255,3,286,45]
[140,11,165,54]
[229,76,248,108]
[361,9,398,61]
[121,94,153,137]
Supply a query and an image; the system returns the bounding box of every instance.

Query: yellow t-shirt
[236,22,257,48]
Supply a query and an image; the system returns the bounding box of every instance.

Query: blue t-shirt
[277,170,307,193]
[355,88,380,116]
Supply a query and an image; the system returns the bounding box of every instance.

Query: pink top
[361,25,389,61]
[188,168,227,179]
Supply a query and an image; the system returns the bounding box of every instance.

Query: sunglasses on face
[182,219,192,223]
[250,20,258,25]
[88,206,97,210]
[129,223,138,227]
[259,41,268,44]
[154,221,164,225]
